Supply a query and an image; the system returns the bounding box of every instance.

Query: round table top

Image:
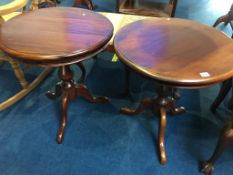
[0,7,113,66]
[114,18,233,88]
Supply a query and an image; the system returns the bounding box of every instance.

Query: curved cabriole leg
[157,86,185,115]
[57,93,69,144]
[120,98,153,115]
[46,66,74,144]
[48,65,109,144]
[120,85,185,164]
[210,79,232,112]
[155,86,184,164]
[158,107,167,165]
[168,97,185,115]
[55,66,76,144]
[213,3,233,27]
[76,62,86,83]
[75,84,108,103]
[172,88,180,100]
[213,15,230,27]
[200,118,233,175]
[46,82,62,99]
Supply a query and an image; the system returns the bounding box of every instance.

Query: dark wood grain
[0,7,113,144]
[0,7,113,66]
[114,18,233,88]
[114,18,233,165]
[47,66,108,144]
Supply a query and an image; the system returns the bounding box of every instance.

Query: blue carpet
[1,0,233,175]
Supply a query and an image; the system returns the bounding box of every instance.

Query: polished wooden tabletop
[0,7,113,66]
[114,18,233,88]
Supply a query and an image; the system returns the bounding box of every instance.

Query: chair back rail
[0,0,28,16]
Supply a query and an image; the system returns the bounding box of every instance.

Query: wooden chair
[210,4,233,112]
[116,0,178,17]
[0,0,51,111]
[200,6,233,173]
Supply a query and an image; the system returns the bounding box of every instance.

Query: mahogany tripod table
[0,7,113,144]
[114,18,233,165]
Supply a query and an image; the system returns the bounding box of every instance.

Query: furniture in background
[69,10,152,87]
[200,117,233,175]
[73,0,94,10]
[0,0,27,22]
[0,7,113,143]
[116,0,178,17]
[73,1,179,99]
[0,0,51,111]
[213,3,233,29]
[211,4,233,112]
[100,12,154,96]
[114,18,233,165]
[30,0,59,10]
[201,8,233,172]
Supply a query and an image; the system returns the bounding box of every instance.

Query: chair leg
[169,0,178,17]
[171,88,180,100]
[213,3,233,27]
[73,0,94,10]
[8,58,28,88]
[200,117,233,175]
[85,0,94,10]
[210,79,232,112]
[227,79,233,110]
[0,68,52,111]
[122,66,130,97]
